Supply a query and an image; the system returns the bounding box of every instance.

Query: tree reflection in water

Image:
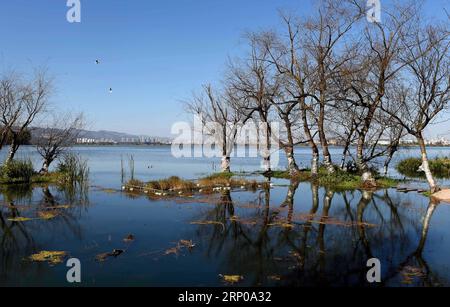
[192,181,442,286]
[0,179,444,286]
[0,184,88,285]
[383,200,442,286]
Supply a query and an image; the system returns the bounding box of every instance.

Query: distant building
[400,139,415,145]
[425,137,450,146]
[377,139,391,146]
[77,136,171,145]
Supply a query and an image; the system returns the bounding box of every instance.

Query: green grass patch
[0,155,88,188]
[267,167,399,191]
[0,171,71,186]
[397,157,450,179]
[268,171,291,179]
[422,191,432,197]
[0,159,63,185]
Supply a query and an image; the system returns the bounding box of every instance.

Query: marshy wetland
[2,145,450,287]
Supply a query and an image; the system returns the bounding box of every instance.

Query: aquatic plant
[0,159,34,183]
[28,251,67,265]
[8,217,33,222]
[198,173,268,190]
[124,173,269,195]
[57,153,89,186]
[146,176,196,191]
[219,274,244,284]
[37,211,58,220]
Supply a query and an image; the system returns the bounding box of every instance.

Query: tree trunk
[340,150,348,171]
[285,146,300,176]
[261,122,271,172]
[221,126,231,173]
[317,59,334,174]
[356,133,375,187]
[5,138,19,165]
[219,190,234,221]
[282,179,300,225]
[357,190,374,258]
[262,156,271,172]
[416,133,438,193]
[356,103,379,186]
[0,128,8,151]
[322,150,334,173]
[318,188,334,276]
[300,99,319,177]
[340,140,351,170]
[416,202,437,254]
[382,162,389,177]
[283,116,300,176]
[42,186,57,206]
[221,156,231,173]
[318,111,334,174]
[383,146,397,176]
[40,157,53,174]
[311,149,319,177]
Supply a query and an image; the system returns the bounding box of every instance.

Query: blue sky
[0,0,449,137]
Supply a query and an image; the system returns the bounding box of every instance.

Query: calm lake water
[1,145,450,286]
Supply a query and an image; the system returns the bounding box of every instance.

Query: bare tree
[270,93,306,175]
[254,4,362,176]
[327,102,358,171]
[36,112,85,174]
[300,0,363,174]
[185,84,241,173]
[0,69,52,164]
[253,15,320,176]
[361,110,405,175]
[382,123,405,176]
[381,25,450,192]
[337,1,423,185]
[227,35,280,172]
[0,73,26,151]
[249,29,310,175]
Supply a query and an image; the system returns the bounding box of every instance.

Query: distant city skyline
[1,0,449,138]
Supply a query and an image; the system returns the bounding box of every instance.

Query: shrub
[396,157,450,179]
[1,159,35,183]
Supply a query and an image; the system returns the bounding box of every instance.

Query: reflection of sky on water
[0,146,450,286]
[0,183,448,286]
